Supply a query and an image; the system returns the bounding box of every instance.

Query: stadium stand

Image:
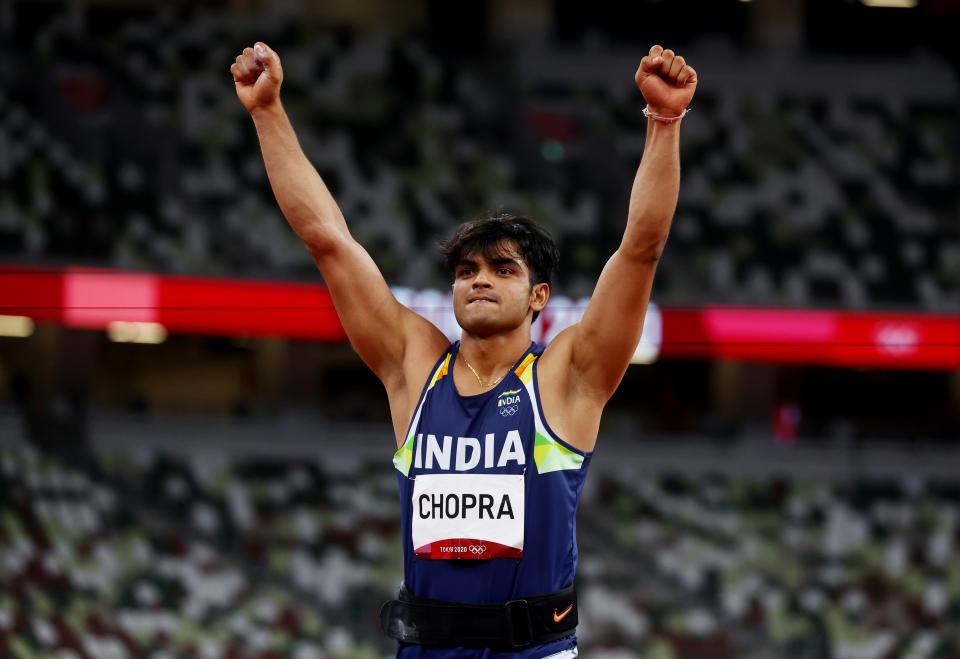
[0,440,389,658]
[2,3,958,656]
[4,408,960,658]
[2,2,957,308]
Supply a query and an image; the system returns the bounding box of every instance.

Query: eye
[498,267,512,275]
[457,268,473,277]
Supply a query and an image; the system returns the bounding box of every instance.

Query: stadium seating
[589,467,960,658]
[3,2,957,309]
[0,442,385,658]
[4,430,959,658]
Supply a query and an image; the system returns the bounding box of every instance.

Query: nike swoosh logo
[553,604,573,622]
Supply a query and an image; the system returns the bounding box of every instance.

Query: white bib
[411,473,524,559]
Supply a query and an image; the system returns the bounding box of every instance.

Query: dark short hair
[439,215,560,323]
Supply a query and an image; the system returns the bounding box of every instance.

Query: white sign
[411,473,524,560]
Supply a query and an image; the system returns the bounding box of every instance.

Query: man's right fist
[231,42,283,114]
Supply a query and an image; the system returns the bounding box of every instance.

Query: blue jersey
[392,341,593,659]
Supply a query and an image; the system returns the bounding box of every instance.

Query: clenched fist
[231,42,284,114]
[635,45,697,118]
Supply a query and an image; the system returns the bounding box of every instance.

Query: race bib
[412,473,524,559]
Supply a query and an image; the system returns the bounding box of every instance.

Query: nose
[472,268,491,289]
[472,272,492,288]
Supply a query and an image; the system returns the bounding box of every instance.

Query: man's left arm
[541,45,697,447]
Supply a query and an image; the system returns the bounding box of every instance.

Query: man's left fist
[635,45,697,118]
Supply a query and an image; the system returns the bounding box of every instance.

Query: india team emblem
[497,389,522,417]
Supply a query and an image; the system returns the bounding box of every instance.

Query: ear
[530,282,549,313]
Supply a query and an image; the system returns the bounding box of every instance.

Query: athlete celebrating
[231,41,696,658]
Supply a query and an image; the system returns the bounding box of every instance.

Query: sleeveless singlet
[392,341,593,659]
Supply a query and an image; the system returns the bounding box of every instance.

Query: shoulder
[383,335,452,446]
[401,337,454,393]
[538,326,601,403]
[537,326,575,378]
[533,327,605,452]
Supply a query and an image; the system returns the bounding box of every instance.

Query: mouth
[467,296,497,305]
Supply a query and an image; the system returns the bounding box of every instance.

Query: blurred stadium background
[1,0,959,657]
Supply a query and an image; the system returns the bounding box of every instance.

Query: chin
[452,305,488,330]
[464,314,529,339]
[459,315,499,337]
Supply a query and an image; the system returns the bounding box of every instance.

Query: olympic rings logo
[500,405,518,417]
[468,544,487,555]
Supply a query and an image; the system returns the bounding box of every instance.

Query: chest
[411,382,535,476]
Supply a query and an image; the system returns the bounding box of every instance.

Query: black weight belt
[379,584,577,650]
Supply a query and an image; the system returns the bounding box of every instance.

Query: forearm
[622,120,682,262]
[250,103,350,252]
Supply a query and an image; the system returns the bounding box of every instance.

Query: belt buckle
[504,598,533,648]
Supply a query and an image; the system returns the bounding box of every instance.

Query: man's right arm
[231,43,449,417]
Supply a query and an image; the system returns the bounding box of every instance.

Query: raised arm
[230,43,448,433]
[540,45,697,448]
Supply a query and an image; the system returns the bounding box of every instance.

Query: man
[231,39,696,658]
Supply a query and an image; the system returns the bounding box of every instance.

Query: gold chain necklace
[461,352,506,390]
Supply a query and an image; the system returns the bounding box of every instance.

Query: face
[451,241,548,338]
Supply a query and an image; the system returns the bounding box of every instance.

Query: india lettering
[414,430,525,471]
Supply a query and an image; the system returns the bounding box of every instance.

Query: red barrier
[2,265,957,369]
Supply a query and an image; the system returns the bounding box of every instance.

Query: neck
[458,331,532,387]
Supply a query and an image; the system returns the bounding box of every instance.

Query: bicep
[312,238,448,383]
[567,248,659,401]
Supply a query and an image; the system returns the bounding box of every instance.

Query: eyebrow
[456,257,522,269]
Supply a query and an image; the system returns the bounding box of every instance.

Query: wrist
[643,105,688,124]
[250,100,283,121]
